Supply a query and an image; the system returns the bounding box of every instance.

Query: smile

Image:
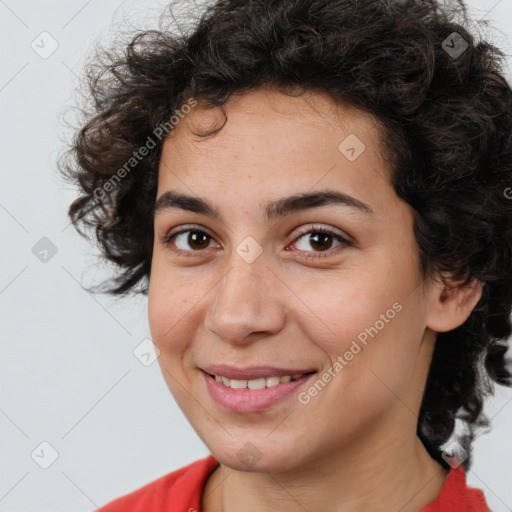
[209,373,306,389]
[201,368,317,413]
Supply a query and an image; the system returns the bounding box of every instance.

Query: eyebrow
[153,189,374,220]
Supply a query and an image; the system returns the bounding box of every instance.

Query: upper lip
[200,364,316,380]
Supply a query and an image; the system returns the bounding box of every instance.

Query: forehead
[167,87,382,144]
[159,88,387,174]
[156,87,397,218]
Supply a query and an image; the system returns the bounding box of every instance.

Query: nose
[203,256,287,346]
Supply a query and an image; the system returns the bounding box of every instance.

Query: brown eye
[184,230,211,250]
[162,224,352,260]
[305,232,334,251]
[290,226,352,259]
[163,228,216,254]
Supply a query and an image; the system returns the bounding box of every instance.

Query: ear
[425,275,483,333]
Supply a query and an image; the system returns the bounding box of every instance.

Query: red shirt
[96,455,491,511]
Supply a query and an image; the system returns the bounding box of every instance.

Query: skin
[147,87,482,512]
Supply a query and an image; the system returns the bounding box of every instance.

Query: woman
[59,0,512,510]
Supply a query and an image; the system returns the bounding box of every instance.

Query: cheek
[295,270,420,391]
[147,260,194,355]
[147,278,199,405]
[292,269,398,351]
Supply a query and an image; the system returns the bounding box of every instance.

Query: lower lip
[202,371,316,413]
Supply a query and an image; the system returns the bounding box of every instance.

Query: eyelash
[160,224,353,260]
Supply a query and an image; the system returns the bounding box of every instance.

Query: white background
[1,0,511,510]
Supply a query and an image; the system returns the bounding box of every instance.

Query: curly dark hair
[58,0,512,471]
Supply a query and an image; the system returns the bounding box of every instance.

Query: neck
[202,420,449,512]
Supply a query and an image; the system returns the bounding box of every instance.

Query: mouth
[200,364,317,381]
[202,370,316,390]
[200,366,318,413]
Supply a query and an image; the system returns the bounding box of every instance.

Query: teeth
[266,376,280,387]
[248,378,266,390]
[230,379,248,389]
[212,373,306,389]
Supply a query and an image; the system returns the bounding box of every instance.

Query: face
[148,88,438,473]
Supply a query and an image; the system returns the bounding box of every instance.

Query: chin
[208,437,304,473]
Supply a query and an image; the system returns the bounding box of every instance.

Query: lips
[202,369,317,413]
[200,364,317,381]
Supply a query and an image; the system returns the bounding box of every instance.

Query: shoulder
[94,454,219,512]
[421,465,491,512]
